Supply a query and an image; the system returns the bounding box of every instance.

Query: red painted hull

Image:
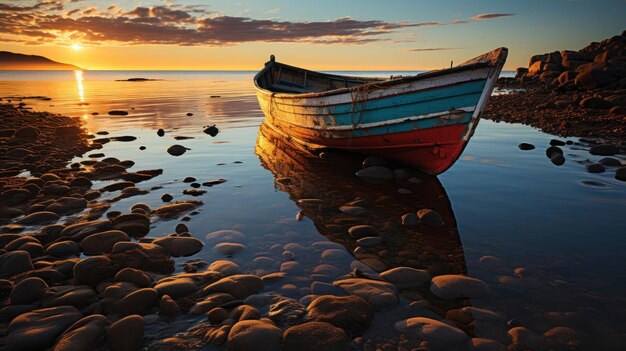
[264,120,471,175]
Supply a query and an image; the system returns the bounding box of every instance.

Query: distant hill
[0,51,82,70]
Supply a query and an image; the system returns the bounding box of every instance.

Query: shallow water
[1,70,625,349]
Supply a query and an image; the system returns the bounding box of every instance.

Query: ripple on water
[579,179,611,189]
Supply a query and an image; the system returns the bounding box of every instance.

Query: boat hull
[254,48,507,174]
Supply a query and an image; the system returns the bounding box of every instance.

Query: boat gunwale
[253,50,504,100]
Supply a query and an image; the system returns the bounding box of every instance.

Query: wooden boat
[254,47,508,174]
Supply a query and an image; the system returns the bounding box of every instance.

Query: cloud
[408,47,464,52]
[0,3,449,46]
[471,13,515,20]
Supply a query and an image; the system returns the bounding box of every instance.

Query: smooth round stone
[202,275,263,300]
[209,260,242,276]
[227,320,282,351]
[339,206,367,216]
[550,153,565,166]
[167,144,189,156]
[213,242,245,256]
[283,321,351,351]
[253,257,275,269]
[356,236,384,247]
[280,261,303,274]
[469,338,507,351]
[348,225,378,238]
[159,295,180,317]
[401,213,419,226]
[15,211,60,225]
[586,163,606,173]
[45,241,80,258]
[518,143,535,150]
[380,267,430,289]
[416,209,444,227]
[107,315,144,351]
[10,277,48,305]
[6,306,82,351]
[320,249,351,262]
[307,295,373,334]
[175,223,189,234]
[616,167,626,181]
[73,256,117,287]
[208,307,229,324]
[205,230,246,246]
[154,277,199,298]
[153,236,204,257]
[395,317,469,349]
[80,230,129,255]
[598,157,622,167]
[333,278,398,310]
[114,288,159,315]
[52,314,110,351]
[115,268,151,288]
[430,275,491,299]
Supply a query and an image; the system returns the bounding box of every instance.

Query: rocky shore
[485,30,626,139]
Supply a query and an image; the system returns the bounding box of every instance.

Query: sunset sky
[0,0,624,70]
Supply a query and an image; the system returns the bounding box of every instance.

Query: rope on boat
[349,83,384,128]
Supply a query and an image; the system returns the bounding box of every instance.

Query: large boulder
[53,314,110,351]
[0,250,33,278]
[575,62,615,89]
[107,314,145,351]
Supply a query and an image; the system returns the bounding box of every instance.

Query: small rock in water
[157,129,165,137]
[430,274,490,299]
[615,167,626,181]
[546,146,563,158]
[417,209,444,227]
[167,145,189,156]
[550,153,565,166]
[589,144,619,156]
[586,163,606,173]
[161,194,173,202]
[598,157,622,167]
[186,112,193,116]
[183,177,196,183]
[283,322,351,351]
[227,320,282,351]
[401,213,419,226]
[348,225,378,238]
[381,267,430,289]
[339,206,367,216]
[518,143,535,150]
[355,166,394,180]
[139,146,146,150]
[394,317,468,349]
[203,125,219,137]
[108,110,129,116]
[307,295,373,335]
[175,223,189,234]
[213,242,245,256]
[549,139,566,146]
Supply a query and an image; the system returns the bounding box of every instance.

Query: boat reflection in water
[255,121,467,282]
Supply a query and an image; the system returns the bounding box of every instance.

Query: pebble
[80,230,129,255]
[161,194,173,202]
[380,267,430,289]
[546,146,563,158]
[518,143,535,150]
[73,256,118,286]
[339,206,367,216]
[159,295,180,317]
[205,229,246,245]
[589,144,619,156]
[114,288,159,315]
[307,295,373,334]
[355,166,394,180]
[401,213,419,225]
[15,211,60,225]
[283,321,351,351]
[10,277,48,305]
[157,128,165,137]
[52,314,110,351]
[203,125,219,136]
[0,251,34,278]
[598,157,622,167]
[108,110,129,116]
[227,320,282,351]
[615,167,626,181]
[333,278,398,310]
[416,208,444,227]
[154,201,202,219]
[154,277,199,298]
[115,268,152,288]
[202,274,264,299]
[213,242,245,256]
[586,163,606,173]
[395,317,469,349]
[167,144,189,156]
[550,153,565,166]
[107,315,144,351]
[209,260,242,276]
[6,306,82,351]
[153,236,203,257]
[430,274,491,299]
[348,225,378,238]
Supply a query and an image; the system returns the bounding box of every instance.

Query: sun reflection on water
[74,70,84,102]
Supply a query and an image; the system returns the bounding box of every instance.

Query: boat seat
[269,83,317,94]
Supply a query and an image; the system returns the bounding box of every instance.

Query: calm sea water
[1,70,624,348]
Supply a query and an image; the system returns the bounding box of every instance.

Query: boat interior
[255,60,384,94]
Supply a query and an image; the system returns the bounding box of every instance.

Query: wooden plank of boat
[253,48,508,175]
